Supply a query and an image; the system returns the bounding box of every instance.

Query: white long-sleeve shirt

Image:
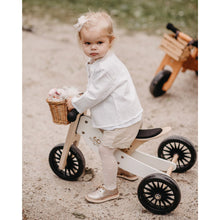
[72,52,143,130]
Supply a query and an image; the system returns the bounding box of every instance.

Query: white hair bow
[73,15,88,32]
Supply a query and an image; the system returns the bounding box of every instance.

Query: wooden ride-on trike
[150,23,198,97]
[48,109,197,215]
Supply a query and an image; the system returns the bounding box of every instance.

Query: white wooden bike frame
[58,113,177,178]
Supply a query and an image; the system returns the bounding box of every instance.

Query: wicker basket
[46,98,70,125]
[160,33,191,62]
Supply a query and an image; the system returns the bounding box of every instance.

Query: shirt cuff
[71,97,84,113]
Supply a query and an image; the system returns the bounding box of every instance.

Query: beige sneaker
[117,168,138,181]
[85,185,119,203]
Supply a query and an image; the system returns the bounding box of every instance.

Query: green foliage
[23,0,198,37]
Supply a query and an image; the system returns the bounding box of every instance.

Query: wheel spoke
[179,158,187,166]
[145,183,155,191]
[67,168,72,175]
[72,167,77,174]
[177,160,182,167]
[167,195,175,202]
[54,155,61,160]
[152,181,157,190]
[163,188,172,194]
[165,189,174,197]
[174,142,178,149]
[58,149,62,156]
[181,157,190,164]
[180,145,189,151]
[161,200,166,207]
[72,161,78,166]
[164,155,173,160]
[165,144,173,151]
[163,149,171,153]
[65,168,68,176]
[144,184,151,190]
[170,142,176,149]
[145,194,153,199]
[163,152,172,157]
[162,184,168,191]
[176,142,181,149]
[144,191,152,196]
[163,197,172,205]
[163,151,172,155]
[72,158,78,163]
[158,182,164,190]
[71,154,76,159]
[183,153,191,158]
[55,152,61,158]
[148,196,155,204]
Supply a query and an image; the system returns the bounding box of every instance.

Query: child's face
[80,27,113,61]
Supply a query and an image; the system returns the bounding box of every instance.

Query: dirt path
[22,17,198,220]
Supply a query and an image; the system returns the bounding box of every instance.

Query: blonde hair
[74,11,115,40]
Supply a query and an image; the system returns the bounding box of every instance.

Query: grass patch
[23,0,198,38]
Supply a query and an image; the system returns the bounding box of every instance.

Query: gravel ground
[22,17,198,220]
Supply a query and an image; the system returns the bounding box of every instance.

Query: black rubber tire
[138,173,181,215]
[49,143,85,181]
[158,136,197,173]
[150,70,171,97]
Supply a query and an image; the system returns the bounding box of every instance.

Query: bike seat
[136,128,162,139]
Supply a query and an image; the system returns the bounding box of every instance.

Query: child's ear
[109,36,115,47]
[110,35,115,43]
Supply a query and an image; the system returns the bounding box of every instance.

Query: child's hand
[66,97,74,111]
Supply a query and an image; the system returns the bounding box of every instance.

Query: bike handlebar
[67,109,79,122]
[166,22,195,44]
[166,23,179,34]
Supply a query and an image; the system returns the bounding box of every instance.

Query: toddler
[67,11,143,203]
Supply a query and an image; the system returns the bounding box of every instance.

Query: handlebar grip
[191,40,198,48]
[166,23,180,34]
[67,109,79,122]
[187,39,198,48]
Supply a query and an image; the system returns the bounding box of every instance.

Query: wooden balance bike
[150,23,198,97]
[48,109,197,215]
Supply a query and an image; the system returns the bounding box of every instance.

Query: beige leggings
[99,120,142,190]
[99,145,117,190]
